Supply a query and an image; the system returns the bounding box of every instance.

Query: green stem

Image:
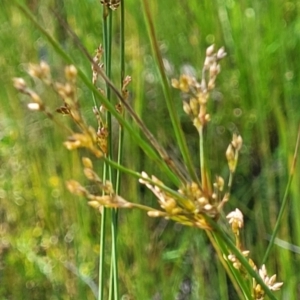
[199,126,205,188]
[262,124,300,264]
[98,164,107,300]
[206,231,245,299]
[103,7,119,300]
[208,231,252,299]
[98,4,113,300]
[141,0,199,185]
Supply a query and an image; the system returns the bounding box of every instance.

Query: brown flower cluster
[100,0,120,11]
[13,61,108,158]
[66,157,132,211]
[172,45,226,131]
[139,172,230,230]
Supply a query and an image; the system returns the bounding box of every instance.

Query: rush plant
[12,1,297,299]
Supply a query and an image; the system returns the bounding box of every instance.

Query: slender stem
[111,4,126,296]
[103,7,119,300]
[199,126,206,189]
[262,124,300,264]
[206,231,244,299]
[120,0,125,85]
[98,5,112,300]
[98,164,107,300]
[141,0,199,185]
[207,231,251,299]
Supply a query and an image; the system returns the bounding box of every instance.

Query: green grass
[1,0,300,299]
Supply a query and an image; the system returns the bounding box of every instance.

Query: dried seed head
[189,98,199,116]
[13,77,27,91]
[40,61,50,78]
[28,61,50,81]
[215,176,224,191]
[206,44,215,56]
[197,197,208,205]
[163,198,177,212]
[226,208,244,234]
[217,47,227,59]
[122,75,132,88]
[66,180,88,196]
[232,134,243,151]
[171,78,179,89]
[147,210,167,217]
[209,62,221,77]
[253,265,283,299]
[204,113,211,122]
[101,0,120,10]
[27,103,41,111]
[29,91,43,104]
[182,101,192,115]
[65,65,77,81]
[226,143,236,172]
[84,168,99,181]
[99,105,106,114]
[88,201,102,209]
[82,157,93,169]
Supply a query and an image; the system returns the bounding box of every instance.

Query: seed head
[13,77,27,91]
[65,65,77,82]
[226,208,244,234]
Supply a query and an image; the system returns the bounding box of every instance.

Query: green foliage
[1,0,300,299]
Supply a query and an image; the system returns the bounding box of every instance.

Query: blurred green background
[1,0,300,299]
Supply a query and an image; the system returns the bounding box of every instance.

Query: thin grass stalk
[120,0,125,85]
[262,124,300,265]
[113,0,126,248]
[98,164,107,300]
[98,5,112,300]
[199,126,206,188]
[102,6,119,300]
[207,232,245,299]
[141,0,199,185]
[115,0,126,209]
[216,259,229,300]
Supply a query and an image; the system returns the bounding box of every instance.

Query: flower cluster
[226,208,283,299]
[13,61,107,158]
[172,45,226,131]
[66,157,131,210]
[100,0,120,11]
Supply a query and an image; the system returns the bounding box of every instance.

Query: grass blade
[262,124,300,264]
[141,0,199,184]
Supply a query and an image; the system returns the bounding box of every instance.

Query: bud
[65,65,77,81]
[29,91,43,104]
[226,144,235,162]
[182,101,191,115]
[206,44,215,56]
[13,77,27,91]
[189,98,199,116]
[217,47,227,59]
[39,61,51,79]
[27,103,41,111]
[171,78,179,89]
[215,176,224,191]
[232,134,243,151]
[82,157,93,169]
[147,210,166,217]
